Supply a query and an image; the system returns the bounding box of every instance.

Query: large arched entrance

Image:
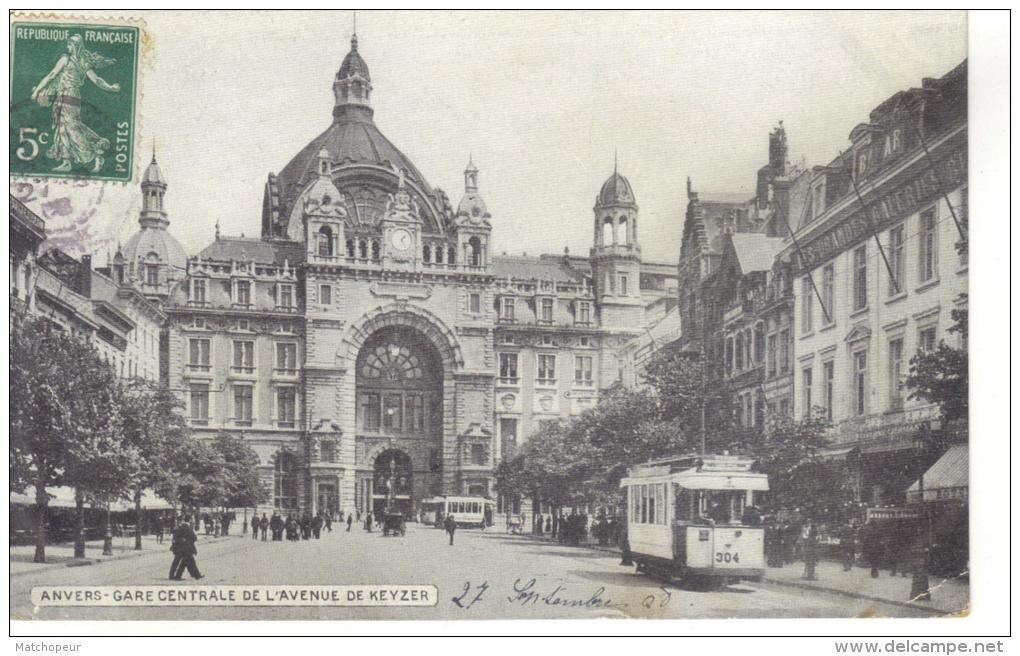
[355,325,443,518]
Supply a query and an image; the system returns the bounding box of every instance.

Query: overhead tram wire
[905,99,968,246]
[842,152,904,296]
[777,181,832,326]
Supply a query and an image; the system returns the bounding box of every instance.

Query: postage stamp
[9,17,141,182]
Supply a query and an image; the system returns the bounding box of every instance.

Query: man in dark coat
[860,519,883,578]
[251,514,259,541]
[259,513,269,541]
[270,513,283,541]
[153,515,165,545]
[838,522,857,571]
[346,513,353,532]
[169,521,202,580]
[312,514,323,539]
[324,512,332,533]
[444,514,457,545]
[801,522,819,581]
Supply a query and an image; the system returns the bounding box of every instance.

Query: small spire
[215,218,220,240]
[151,139,157,164]
[351,10,358,50]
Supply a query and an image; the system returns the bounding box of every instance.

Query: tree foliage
[906,301,968,424]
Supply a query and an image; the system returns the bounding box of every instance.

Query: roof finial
[351,11,358,50]
[215,218,220,240]
[151,139,157,164]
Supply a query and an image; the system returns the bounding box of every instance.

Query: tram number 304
[715,552,740,564]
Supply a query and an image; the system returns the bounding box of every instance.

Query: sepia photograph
[6,7,1009,642]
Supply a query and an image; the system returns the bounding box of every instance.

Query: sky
[15,10,967,265]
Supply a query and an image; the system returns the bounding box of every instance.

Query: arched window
[346,238,356,258]
[358,239,368,259]
[317,226,334,257]
[447,245,456,265]
[423,243,431,264]
[468,236,483,267]
[618,216,629,245]
[434,244,443,264]
[274,452,298,510]
[602,217,615,245]
[371,240,380,261]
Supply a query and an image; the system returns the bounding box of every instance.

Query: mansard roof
[196,237,305,267]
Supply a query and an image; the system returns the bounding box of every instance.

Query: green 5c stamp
[10,20,141,182]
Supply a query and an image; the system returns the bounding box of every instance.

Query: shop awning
[907,444,968,502]
[816,446,858,462]
[9,487,173,511]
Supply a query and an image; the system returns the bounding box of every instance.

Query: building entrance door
[317,483,338,518]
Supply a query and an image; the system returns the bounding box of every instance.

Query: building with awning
[9,487,173,511]
[907,444,968,503]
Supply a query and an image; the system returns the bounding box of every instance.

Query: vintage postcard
[8,9,987,633]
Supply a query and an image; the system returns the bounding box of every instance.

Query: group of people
[248,510,358,542]
[764,517,927,582]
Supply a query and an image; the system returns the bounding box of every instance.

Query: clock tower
[379,169,423,270]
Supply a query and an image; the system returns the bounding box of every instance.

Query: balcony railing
[498,376,520,386]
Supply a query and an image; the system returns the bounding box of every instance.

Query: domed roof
[142,155,166,185]
[598,171,636,206]
[122,224,188,275]
[457,191,488,219]
[337,35,370,82]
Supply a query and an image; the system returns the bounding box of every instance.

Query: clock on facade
[389,227,413,253]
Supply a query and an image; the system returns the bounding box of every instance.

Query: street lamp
[102,503,113,556]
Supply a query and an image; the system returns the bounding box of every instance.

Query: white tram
[419,496,495,528]
[620,454,769,582]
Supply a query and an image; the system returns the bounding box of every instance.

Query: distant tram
[620,454,769,583]
[419,496,495,528]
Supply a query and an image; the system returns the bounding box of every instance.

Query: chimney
[79,255,93,298]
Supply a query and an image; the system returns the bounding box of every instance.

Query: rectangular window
[383,393,403,431]
[189,384,209,424]
[320,441,335,463]
[188,338,210,370]
[468,292,481,314]
[470,443,486,466]
[574,355,593,386]
[537,354,556,385]
[813,182,826,218]
[619,275,628,296]
[500,418,518,458]
[405,394,425,431]
[540,297,554,323]
[232,340,254,373]
[277,387,296,427]
[853,350,868,416]
[888,338,904,411]
[278,284,294,309]
[919,208,938,283]
[766,334,776,377]
[853,245,868,311]
[498,352,519,383]
[888,224,905,295]
[802,367,813,419]
[823,360,834,421]
[191,278,207,304]
[801,277,813,333]
[235,280,251,306]
[233,385,253,425]
[576,302,591,325]
[821,264,834,324]
[320,284,332,306]
[918,326,937,353]
[359,392,380,431]
[276,342,297,372]
[501,297,515,321]
[779,329,790,373]
[145,264,159,286]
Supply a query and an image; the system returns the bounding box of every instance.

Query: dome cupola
[333,33,373,121]
[597,171,636,207]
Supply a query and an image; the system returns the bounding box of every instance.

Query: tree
[211,432,268,509]
[10,313,132,562]
[121,380,191,549]
[906,301,968,425]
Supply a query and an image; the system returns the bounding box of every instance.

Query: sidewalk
[517,531,969,615]
[10,532,238,576]
[762,560,969,615]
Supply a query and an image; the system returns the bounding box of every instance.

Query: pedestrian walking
[251,515,259,541]
[324,512,332,533]
[153,515,165,545]
[801,521,819,581]
[270,513,283,541]
[259,514,269,542]
[346,514,353,532]
[168,521,203,581]
[312,514,323,539]
[444,514,457,545]
[838,521,857,572]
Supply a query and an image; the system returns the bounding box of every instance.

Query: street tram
[620,454,769,583]
[419,496,495,528]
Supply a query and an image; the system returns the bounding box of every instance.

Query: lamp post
[910,437,932,602]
